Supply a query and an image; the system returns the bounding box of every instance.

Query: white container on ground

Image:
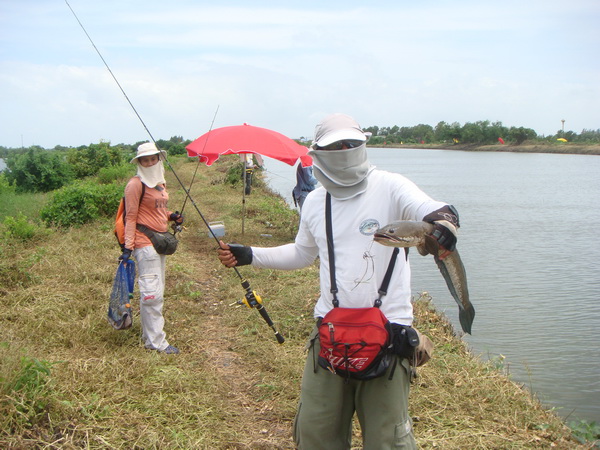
[208,221,225,238]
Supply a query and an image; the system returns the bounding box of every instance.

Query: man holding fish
[217,113,469,449]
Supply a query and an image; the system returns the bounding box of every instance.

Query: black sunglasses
[316,139,364,151]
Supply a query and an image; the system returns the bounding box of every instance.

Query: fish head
[373,221,434,248]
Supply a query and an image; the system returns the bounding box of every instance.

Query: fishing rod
[179,104,220,217]
[65,0,284,344]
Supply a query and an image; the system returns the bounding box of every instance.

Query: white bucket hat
[130,142,167,164]
[312,113,372,148]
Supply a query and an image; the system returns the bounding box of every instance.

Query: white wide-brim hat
[130,142,167,163]
[312,113,372,148]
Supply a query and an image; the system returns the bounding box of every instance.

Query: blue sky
[1,0,598,148]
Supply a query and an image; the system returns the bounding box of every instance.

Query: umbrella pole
[242,165,246,235]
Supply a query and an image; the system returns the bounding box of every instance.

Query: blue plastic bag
[107,261,135,330]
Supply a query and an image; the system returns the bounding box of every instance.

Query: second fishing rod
[65,0,284,344]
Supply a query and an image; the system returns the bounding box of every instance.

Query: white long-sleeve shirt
[252,169,448,325]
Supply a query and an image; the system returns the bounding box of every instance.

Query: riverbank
[371,142,600,155]
[0,157,592,448]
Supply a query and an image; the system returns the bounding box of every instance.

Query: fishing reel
[230,281,263,309]
[170,210,185,234]
[171,222,185,234]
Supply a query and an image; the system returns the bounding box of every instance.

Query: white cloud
[0,0,598,148]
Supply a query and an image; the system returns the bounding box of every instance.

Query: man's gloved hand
[228,243,253,266]
[169,212,184,225]
[431,223,457,252]
[423,205,460,252]
[217,241,253,267]
[119,248,132,264]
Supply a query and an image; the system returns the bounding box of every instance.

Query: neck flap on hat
[308,143,373,200]
[137,161,166,188]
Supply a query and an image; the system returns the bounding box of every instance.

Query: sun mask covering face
[137,158,166,188]
[308,143,373,200]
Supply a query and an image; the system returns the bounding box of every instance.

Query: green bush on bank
[2,213,47,242]
[97,163,135,184]
[40,181,124,228]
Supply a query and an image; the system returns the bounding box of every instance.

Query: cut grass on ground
[0,157,589,448]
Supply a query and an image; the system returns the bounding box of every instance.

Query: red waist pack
[318,307,392,381]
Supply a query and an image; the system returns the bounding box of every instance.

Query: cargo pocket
[394,417,417,449]
[138,273,162,302]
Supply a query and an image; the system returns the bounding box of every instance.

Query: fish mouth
[373,232,411,246]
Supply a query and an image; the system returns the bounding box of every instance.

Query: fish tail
[458,304,475,335]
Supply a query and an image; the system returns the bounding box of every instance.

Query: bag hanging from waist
[137,224,178,255]
[317,193,401,381]
[318,307,393,380]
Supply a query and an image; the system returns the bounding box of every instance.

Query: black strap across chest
[325,192,399,308]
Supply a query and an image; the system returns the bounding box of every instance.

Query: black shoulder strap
[139,182,146,205]
[325,193,399,309]
[374,247,400,307]
[325,193,339,307]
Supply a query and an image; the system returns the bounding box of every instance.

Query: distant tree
[66,141,124,179]
[364,126,379,137]
[5,148,73,192]
[434,121,451,142]
[368,136,385,145]
[508,126,537,145]
[563,130,577,142]
[489,121,509,143]
[461,122,485,144]
[577,129,600,143]
[413,124,434,142]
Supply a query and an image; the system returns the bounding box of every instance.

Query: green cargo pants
[293,327,417,450]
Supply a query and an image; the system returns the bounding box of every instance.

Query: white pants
[133,246,169,351]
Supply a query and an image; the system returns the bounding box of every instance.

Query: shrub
[5,148,74,193]
[40,181,124,227]
[2,213,41,242]
[225,160,265,188]
[568,419,600,446]
[0,344,57,431]
[97,163,134,184]
[66,142,127,179]
[225,162,245,186]
[0,172,15,194]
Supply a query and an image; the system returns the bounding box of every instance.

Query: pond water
[263,147,600,422]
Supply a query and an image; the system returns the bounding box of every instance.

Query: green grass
[0,191,48,221]
[0,156,592,449]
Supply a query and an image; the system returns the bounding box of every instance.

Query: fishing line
[65,0,284,344]
[179,105,220,216]
[261,167,295,182]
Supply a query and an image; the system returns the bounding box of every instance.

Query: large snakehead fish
[373,221,475,334]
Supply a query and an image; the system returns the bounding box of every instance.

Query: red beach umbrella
[186,123,311,166]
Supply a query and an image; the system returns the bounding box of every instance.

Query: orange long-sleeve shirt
[124,176,172,250]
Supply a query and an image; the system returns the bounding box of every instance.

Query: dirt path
[179,235,295,449]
